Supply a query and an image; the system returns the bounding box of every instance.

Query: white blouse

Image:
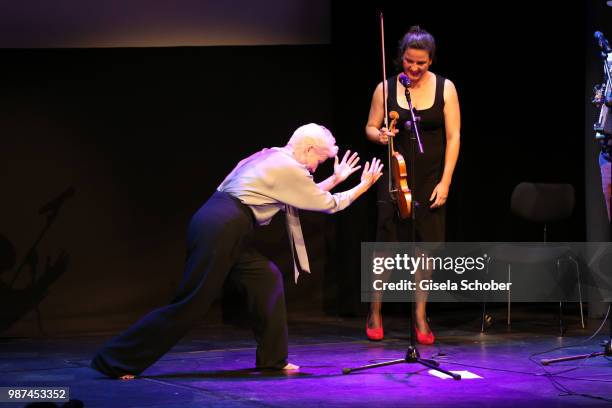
[218,147,352,282]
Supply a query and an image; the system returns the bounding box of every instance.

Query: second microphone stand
[541,41,612,365]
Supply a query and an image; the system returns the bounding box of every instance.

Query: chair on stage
[481,182,585,336]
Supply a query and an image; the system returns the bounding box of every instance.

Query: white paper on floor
[428,370,483,379]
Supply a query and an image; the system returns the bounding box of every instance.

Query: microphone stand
[9,191,71,288]
[541,33,612,366]
[344,80,460,380]
[7,188,74,335]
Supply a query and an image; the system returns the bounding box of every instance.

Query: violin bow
[379,11,393,194]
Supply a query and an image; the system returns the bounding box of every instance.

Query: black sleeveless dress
[375,73,447,242]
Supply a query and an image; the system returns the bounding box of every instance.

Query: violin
[388,111,412,219]
[379,12,412,219]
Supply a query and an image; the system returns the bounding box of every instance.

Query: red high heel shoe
[414,324,435,345]
[366,316,384,341]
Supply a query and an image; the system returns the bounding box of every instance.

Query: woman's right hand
[377,127,398,145]
[360,158,384,188]
[346,157,384,203]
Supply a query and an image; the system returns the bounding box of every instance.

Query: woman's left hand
[429,182,449,208]
[334,150,361,184]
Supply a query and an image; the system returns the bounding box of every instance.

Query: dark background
[0,1,609,335]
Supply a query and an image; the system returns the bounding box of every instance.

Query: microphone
[398,73,411,88]
[39,187,75,215]
[595,31,612,54]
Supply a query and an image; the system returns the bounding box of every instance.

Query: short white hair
[286,123,339,158]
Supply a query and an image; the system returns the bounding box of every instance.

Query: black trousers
[91,191,288,377]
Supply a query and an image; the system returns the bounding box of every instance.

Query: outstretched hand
[334,150,361,184]
[360,158,384,188]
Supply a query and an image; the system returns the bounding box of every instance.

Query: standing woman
[365,26,461,344]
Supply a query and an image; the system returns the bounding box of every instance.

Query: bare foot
[119,374,135,380]
[282,363,300,371]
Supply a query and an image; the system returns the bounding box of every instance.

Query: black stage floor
[1,304,610,408]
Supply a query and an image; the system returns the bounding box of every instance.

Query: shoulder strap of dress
[386,75,399,109]
[435,74,446,107]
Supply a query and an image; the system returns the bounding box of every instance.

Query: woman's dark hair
[395,25,436,70]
